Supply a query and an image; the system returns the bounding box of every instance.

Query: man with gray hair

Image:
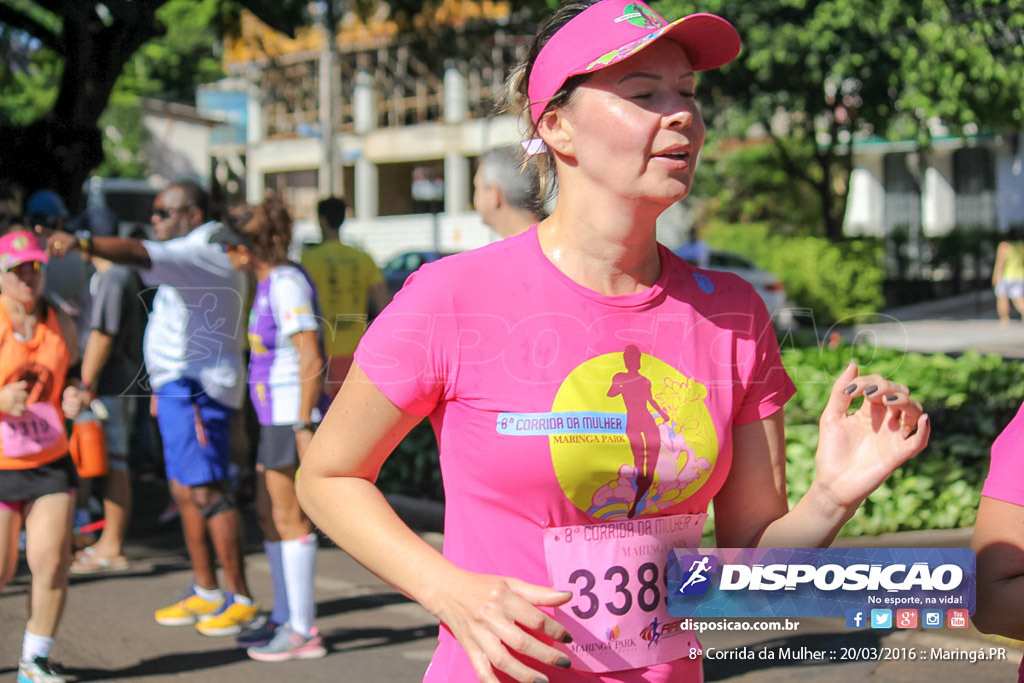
[473,145,545,238]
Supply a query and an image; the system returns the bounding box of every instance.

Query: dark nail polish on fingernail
[556,657,572,668]
[863,384,879,395]
[534,678,547,683]
[561,634,573,644]
[884,393,898,401]
[843,384,857,395]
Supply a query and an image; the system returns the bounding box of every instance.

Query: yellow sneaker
[155,587,224,626]
[195,593,260,636]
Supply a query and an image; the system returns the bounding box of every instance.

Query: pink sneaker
[247,624,327,662]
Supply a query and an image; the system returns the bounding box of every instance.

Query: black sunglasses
[2,261,45,276]
[152,206,191,220]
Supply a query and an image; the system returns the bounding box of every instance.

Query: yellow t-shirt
[1003,242,1024,280]
[300,241,383,356]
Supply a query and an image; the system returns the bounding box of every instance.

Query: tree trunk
[1,1,163,213]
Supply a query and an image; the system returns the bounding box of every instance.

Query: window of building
[953,147,996,228]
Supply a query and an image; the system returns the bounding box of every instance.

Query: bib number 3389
[543,513,705,673]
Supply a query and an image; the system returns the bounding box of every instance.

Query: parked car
[83,177,161,239]
[382,250,458,295]
[675,247,790,325]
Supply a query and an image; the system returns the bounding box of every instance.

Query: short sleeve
[733,296,797,425]
[354,262,458,417]
[89,267,128,336]
[982,402,1024,506]
[361,250,384,287]
[270,268,318,338]
[140,228,235,288]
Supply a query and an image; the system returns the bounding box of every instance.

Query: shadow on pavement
[324,624,439,653]
[316,592,414,618]
[64,646,248,681]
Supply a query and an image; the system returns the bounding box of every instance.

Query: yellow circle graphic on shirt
[549,346,718,520]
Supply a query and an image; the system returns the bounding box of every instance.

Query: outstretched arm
[297,362,572,683]
[46,232,152,269]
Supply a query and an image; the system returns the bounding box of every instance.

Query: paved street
[3,290,1022,682]
[850,290,1024,358]
[3,477,1020,682]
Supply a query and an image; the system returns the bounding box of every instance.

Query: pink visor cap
[0,230,48,271]
[527,0,741,126]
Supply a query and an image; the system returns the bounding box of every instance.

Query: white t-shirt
[140,222,248,409]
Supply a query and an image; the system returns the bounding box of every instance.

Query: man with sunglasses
[46,180,259,638]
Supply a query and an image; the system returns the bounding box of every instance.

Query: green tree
[95,0,245,178]
[660,0,1024,242]
[0,0,308,210]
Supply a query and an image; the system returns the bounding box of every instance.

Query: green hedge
[703,221,885,325]
[376,420,444,501]
[780,345,1024,536]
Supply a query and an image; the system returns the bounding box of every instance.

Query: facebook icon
[845,609,866,629]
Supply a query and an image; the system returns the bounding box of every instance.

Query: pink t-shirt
[982,402,1024,506]
[981,402,1024,683]
[356,228,796,682]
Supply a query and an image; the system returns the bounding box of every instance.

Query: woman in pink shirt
[297,1,930,681]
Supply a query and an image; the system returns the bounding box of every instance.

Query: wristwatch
[75,229,93,254]
[292,422,317,434]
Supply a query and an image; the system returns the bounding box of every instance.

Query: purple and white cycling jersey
[248,264,328,426]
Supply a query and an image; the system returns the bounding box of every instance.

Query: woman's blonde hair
[500,0,600,204]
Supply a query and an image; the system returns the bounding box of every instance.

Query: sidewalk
[850,290,1024,358]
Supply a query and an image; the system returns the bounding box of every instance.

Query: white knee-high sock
[281,533,318,636]
[22,630,53,661]
[264,540,290,625]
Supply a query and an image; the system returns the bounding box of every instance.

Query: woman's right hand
[428,570,574,683]
[0,380,29,417]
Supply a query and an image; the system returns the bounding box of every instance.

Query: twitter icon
[871,609,893,629]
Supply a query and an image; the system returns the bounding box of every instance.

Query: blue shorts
[155,378,234,487]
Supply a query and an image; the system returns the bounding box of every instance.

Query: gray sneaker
[17,657,66,683]
[236,618,279,648]
[247,623,327,662]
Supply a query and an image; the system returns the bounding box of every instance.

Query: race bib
[1,403,63,457]
[544,513,706,673]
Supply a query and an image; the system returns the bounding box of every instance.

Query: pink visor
[527,0,741,126]
[0,230,48,271]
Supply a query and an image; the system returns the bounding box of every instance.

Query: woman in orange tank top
[0,229,85,683]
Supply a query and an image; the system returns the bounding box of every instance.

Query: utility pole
[319,0,341,198]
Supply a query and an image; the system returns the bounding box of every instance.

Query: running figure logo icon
[676,554,718,595]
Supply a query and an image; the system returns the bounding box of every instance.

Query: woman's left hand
[812,363,930,513]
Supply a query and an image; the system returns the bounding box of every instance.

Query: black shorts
[0,455,78,504]
[256,425,298,471]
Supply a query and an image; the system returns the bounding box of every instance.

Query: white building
[845,132,1024,237]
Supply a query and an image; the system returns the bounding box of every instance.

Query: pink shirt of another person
[973,402,1024,683]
